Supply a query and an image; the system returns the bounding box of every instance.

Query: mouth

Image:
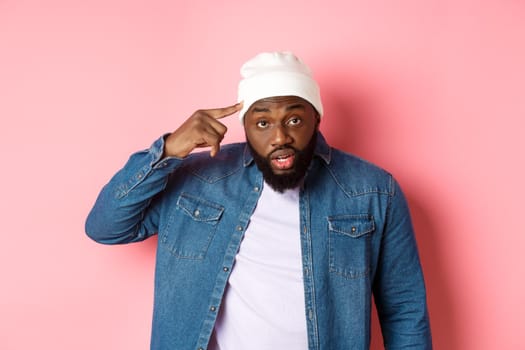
[270,149,296,171]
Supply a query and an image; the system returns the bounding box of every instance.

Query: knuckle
[193,110,208,120]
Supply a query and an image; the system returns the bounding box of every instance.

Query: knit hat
[237,51,323,122]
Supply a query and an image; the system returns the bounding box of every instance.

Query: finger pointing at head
[206,102,243,119]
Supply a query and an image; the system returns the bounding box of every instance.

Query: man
[86,52,432,349]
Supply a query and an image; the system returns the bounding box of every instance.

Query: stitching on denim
[161,193,222,260]
[114,164,154,200]
[190,163,243,183]
[160,226,217,260]
[328,215,373,280]
[329,265,371,279]
[129,196,153,240]
[322,163,390,197]
[300,190,320,350]
[327,214,375,237]
[384,175,395,232]
[328,231,371,279]
[176,193,225,222]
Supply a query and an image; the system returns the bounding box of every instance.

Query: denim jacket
[86,132,431,350]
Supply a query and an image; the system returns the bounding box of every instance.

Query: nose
[270,125,293,147]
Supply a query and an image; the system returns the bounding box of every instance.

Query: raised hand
[163,102,242,158]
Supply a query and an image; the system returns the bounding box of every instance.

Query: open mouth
[270,150,296,170]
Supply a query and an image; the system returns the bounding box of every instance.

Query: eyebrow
[285,103,306,111]
[252,107,271,113]
[251,103,306,113]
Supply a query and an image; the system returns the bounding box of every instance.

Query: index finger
[205,102,243,119]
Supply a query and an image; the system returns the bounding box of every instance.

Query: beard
[247,131,318,193]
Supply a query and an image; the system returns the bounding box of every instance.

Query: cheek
[246,133,268,155]
[294,129,316,147]
[254,139,271,155]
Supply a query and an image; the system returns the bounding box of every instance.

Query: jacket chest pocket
[328,214,375,279]
[161,193,224,260]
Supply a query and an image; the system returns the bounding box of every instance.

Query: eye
[256,120,269,128]
[287,117,302,126]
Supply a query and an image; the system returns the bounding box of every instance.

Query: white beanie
[237,51,323,122]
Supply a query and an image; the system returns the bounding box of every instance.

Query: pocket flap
[177,193,224,222]
[327,215,375,238]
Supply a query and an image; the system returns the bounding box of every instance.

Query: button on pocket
[161,193,224,260]
[328,214,375,279]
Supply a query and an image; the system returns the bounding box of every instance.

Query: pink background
[1,0,524,349]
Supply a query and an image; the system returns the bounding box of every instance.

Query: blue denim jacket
[86,132,431,350]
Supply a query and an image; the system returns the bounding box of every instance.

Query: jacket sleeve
[85,135,183,244]
[373,177,432,349]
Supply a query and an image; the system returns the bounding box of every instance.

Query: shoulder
[178,142,246,183]
[322,148,394,196]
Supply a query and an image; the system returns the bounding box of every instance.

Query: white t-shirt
[209,182,308,350]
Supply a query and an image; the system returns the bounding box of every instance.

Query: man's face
[244,96,319,192]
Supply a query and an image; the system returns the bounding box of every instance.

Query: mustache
[267,146,298,158]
